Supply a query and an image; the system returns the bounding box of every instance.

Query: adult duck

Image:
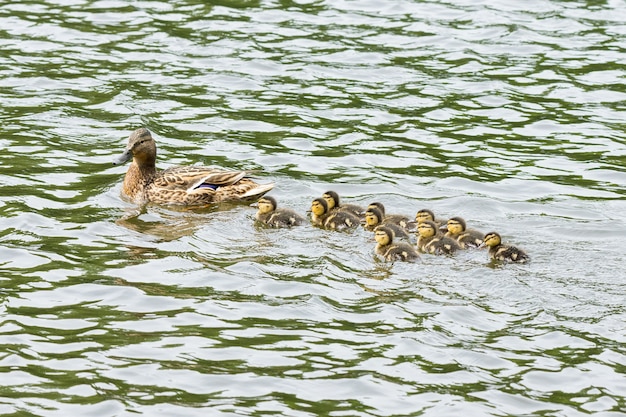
[113,128,274,206]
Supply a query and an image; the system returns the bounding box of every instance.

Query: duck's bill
[113,149,132,165]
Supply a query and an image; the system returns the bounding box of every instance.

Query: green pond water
[1,0,625,416]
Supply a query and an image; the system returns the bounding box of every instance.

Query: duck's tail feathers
[240,182,275,201]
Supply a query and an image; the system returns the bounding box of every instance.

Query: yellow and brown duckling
[322,190,364,218]
[310,198,330,227]
[363,207,410,240]
[416,220,461,255]
[374,226,420,263]
[113,128,274,206]
[482,232,530,263]
[255,196,305,228]
[367,202,411,229]
[311,197,360,231]
[445,217,484,249]
[414,208,448,232]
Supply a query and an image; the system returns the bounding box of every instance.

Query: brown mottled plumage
[255,196,304,228]
[416,220,460,255]
[482,232,530,263]
[445,217,484,248]
[113,128,274,206]
[374,226,420,262]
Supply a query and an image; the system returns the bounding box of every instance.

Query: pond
[0,0,625,416]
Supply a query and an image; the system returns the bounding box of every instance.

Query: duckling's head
[113,128,156,166]
[374,226,394,245]
[447,217,467,234]
[257,196,277,215]
[368,202,386,216]
[322,191,340,210]
[483,232,502,247]
[415,209,435,223]
[311,197,329,216]
[364,207,384,227]
[417,220,438,238]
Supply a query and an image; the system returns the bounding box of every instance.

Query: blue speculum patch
[197,183,219,190]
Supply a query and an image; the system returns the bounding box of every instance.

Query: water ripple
[1,0,625,415]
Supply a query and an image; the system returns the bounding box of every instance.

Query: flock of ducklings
[255,191,530,264]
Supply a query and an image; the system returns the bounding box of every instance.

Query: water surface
[1,0,625,416]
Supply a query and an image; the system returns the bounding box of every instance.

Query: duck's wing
[153,166,249,191]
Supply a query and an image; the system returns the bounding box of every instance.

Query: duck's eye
[133,139,149,148]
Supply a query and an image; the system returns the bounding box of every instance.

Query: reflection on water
[1,0,625,415]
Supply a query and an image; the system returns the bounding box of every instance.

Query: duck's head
[482,232,502,248]
[113,128,156,166]
[415,209,435,224]
[417,220,438,238]
[364,207,384,228]
[322,191,340,210]
[368,202,386,216]
[311,197,329,216]
[257,196,277,215]
[374,226,394,245]
[447,217,467,234]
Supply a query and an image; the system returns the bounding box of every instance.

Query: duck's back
[146,166,273,205]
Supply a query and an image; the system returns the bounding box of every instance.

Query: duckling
[255,196,305,228]
[310,197,330,227]
[414,208,448,232]
[363,207,410,240]
[311,197,360,231]
[482,232,530,263]
[416,220,460,255]
[367,202,411,229]
[445,217,484,249]
[374,226,420,263]
[322,190,364,218]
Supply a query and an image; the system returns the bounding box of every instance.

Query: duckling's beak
[113,149,132,165]
[250,202,259,208]
[477,242,486,249]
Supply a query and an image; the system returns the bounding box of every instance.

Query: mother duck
[113,128,274,206]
